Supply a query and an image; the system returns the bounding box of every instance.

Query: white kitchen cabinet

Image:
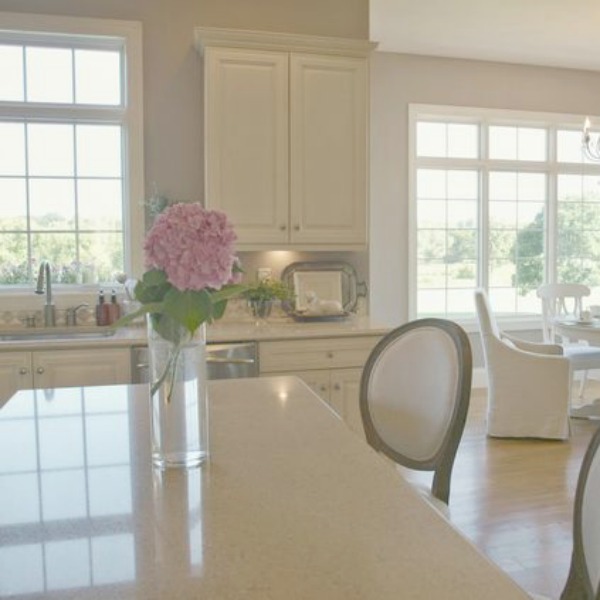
[259,335,381,437]
[0,348,131,403]
[0,352,30,404]
[204,47,289,245]
[197,29,373,250]
[289,54,367,246]
[293,367,364,436]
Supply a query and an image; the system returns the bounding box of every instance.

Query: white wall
[370,52,600,327]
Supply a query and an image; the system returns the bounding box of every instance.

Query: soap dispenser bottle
[108,289,121,324]
[96,289,106,326]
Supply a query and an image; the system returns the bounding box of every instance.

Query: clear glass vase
[147,314,208,469]
[247,298,273,325]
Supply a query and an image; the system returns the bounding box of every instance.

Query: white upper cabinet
[289,54,367,245]
[205,48,289,245]
[196,28,374,250]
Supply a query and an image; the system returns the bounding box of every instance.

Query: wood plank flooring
[400,384,600,599]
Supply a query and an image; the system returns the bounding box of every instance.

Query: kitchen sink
[0,326,116,342]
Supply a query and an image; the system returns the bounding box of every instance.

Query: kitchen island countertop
[0,377,529,599]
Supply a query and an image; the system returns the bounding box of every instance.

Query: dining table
[0,376,530,599]
[553,318,600,418]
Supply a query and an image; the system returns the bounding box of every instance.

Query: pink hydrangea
[144,203,238,291]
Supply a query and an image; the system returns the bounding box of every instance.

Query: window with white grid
[410,105,600,319]
[0,15,143,289]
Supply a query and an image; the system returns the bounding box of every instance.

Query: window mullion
[547,125,558,284]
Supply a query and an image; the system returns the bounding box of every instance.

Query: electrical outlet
[257,267,272,281]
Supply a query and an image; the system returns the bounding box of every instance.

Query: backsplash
[0,295,368,329]
[0,251,368,329]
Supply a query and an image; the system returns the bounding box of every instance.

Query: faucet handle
[66,303,89,327]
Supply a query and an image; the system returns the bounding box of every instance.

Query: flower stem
[150,342,183,403]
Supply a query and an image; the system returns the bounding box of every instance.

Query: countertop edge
[0,317,390,351]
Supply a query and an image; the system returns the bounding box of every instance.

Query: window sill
[457,315,543,335]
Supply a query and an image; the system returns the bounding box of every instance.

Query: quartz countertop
[0,315,389,351]
[0,378,529,599]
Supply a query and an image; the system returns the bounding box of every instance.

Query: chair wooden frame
[561,425,600,600]
[359,318,472,505]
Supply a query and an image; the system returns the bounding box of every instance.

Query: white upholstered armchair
[474,289,571,440]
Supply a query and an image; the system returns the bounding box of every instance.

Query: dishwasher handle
[138,357,256,367]
[206,356,256,365]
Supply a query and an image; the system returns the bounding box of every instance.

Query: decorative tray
[280,261,366,315]
[289,311,351,323]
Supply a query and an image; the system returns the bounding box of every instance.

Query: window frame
[408,104,600,329]
[0,12,144,310]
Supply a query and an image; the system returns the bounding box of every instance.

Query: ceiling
[370,0,600,72]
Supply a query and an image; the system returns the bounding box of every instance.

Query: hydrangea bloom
[144,203,238,291]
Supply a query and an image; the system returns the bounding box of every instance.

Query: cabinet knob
[327,352,334,359]
[320,384,328,392]
[333,383,341,391]
[294,224,300,231]
[279,224,287,231]
[19,367,28,375]
[36,366,45,374]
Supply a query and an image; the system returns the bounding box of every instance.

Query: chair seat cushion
[563,344,600,370]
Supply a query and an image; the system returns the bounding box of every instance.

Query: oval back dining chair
[561,424,600,599]
[536,283,600,404]
[359,318,472,506]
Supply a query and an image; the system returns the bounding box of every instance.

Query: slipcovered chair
[359,318,472,509]
[474,289,571,440]
[537,283,600,404]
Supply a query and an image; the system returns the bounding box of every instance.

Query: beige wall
[370,52,600,327]
[0,0,370,286]
[0,0,368,203]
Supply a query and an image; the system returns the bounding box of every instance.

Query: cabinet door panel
[330,368,365,439]
[287,369,330,402]
[33,349,131,389]
[290,54,367,245]
[0,352,32,403]
[205,47,289,244]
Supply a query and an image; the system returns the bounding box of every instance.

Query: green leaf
[211,283,247,303]
[143,269,168,286]
[109,301,164,329]
[134,270,172,304]
[150,312,185,344]
[211,299,227,321]
[162,288,212,334]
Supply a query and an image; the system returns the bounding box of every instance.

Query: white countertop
[0,316,389,351]
[0,378,529,599]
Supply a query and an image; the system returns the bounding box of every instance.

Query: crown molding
[194,26,377,57]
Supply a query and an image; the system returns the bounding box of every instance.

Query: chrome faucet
[35,260,56,327]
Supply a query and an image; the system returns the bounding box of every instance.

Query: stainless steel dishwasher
[131,341,258,383]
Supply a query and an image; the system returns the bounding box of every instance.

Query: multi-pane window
[0,19,143,289]
[411,106,600,318]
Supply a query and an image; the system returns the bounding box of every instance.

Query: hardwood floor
[401,383,600,599]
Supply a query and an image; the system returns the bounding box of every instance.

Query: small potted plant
[242,278,294,321]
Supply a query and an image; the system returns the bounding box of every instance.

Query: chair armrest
[501,332,563,356]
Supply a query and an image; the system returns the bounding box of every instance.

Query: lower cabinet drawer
[259,336,380,372]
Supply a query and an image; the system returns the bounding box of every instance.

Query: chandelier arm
[583,134,600,162]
